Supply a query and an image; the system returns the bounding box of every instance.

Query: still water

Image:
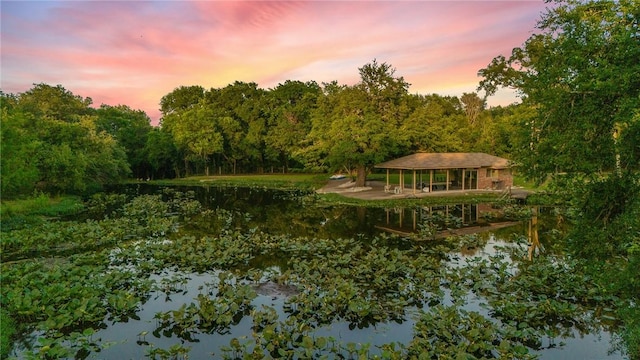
[12,184,626,359]
[117,184,526,240]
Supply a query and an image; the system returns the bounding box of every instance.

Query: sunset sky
[1,1,549,124]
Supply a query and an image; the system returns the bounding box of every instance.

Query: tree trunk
[355,164,366,187]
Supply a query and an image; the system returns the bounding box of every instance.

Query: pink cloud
[1,1,548,124]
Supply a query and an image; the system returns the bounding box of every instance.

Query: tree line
[159,60,522,186]
[1,61,523,197]
[1,0,636,197]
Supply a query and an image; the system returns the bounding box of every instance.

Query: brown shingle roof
[375,152,510,170]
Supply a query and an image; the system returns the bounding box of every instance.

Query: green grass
[0,193,85,232]
[316,192,502,208]
[144,174,504,207]
[512,175,542,190]
[147,173,328,190]
[0,193,84,218]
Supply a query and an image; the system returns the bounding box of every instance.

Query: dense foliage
[155,74,516,183]
[479,0,639,356]
[2,65,521,198]
[0,85,142,197]
[479,0,639,178]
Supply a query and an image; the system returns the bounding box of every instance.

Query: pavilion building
[374,152,513,194]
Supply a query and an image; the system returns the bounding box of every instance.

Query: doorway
[464,170,477,190]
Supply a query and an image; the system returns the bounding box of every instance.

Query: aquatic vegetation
[0,194,197,261]
[1,308,16,358]
[408,305,537,359]
[0,190,625,359]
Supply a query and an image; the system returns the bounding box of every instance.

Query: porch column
[429,169,433,191]
[462,169,465,191]
[386,169,389,187]
[446,169,450,191]
[412,170,417,194]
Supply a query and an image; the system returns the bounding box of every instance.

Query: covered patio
[374,152,513,195]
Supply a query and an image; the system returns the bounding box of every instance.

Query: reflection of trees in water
[123,185,568,261]
[528,207,544,261]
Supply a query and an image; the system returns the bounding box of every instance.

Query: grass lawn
[146,173,329,190]
[0,193,84,218]
[316,192,503,208]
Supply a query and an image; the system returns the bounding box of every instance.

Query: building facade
[375,152,513,194]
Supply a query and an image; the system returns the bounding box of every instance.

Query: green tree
[159,85,205,117]
[160,86,206,177]
[145,128,179,179]
[460,92,486,126]
[400,94,463,153]
[95,105,153,178]
[0,100,41,197]
[265,80,321,171]
[307,60,409,186]
[16,83,92,122]
[479,0,639,179]
[1,85,130,196]
[173,103,224,176]
[204,82,268,174]
[478,1,640,356]
[476,103,534,157]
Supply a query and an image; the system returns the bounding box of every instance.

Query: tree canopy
[1,85,131,197]
[479,0,639,180]
[479,2,640,354]
[2,61,527,196]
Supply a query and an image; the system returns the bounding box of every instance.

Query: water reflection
[115,184,524,241]
[376,203,520,239]
[528,207,544,261]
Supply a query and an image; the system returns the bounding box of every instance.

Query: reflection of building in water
[528,207,544,260]
[376,204,518,238]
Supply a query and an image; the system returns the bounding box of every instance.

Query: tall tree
[307,60,410,186]
[400,94,463,153]
[1,85,130,196]
[479,2,640,354]
[16,83,92,122]
[173,103,224,176]
[144,128,179,179]
[1,94,41,196]
[460,92,486,126]
[478,0,639,180]
[95,105,153,178]
[205,82,268,173]
[159,85,205,117]
[160,86,206,176]
[265,80,321,171]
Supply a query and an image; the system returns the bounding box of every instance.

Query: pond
[3,185,626,359]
